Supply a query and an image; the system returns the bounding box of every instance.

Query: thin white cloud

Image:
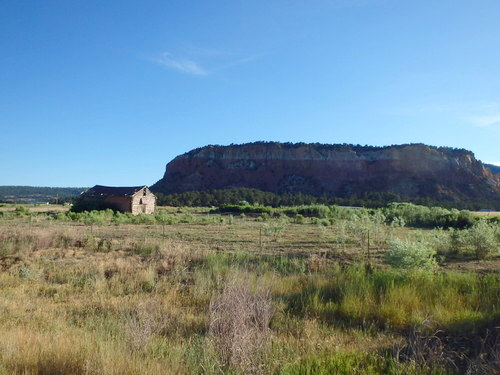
[468,115,500,128]
[150,48,266,77]
[384,100,500,128]
[154,52,209,76]
[486,161,500,166]
[466,102,500,127]
[215,53,268,71]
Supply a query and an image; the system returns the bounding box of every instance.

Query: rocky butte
[151,142,500,204]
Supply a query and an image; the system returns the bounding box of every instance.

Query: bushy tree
[384,238,437,270]
[14,205,31,217]
[262,217,289,242]
[155,211,175,236]
[81,211,106,233]
[464,219,499,259]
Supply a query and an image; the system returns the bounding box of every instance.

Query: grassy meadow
[0,204,498,374]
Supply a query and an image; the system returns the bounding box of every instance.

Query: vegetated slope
[0,186,86,203]
[152,142,500,206]
[485,163,500,175]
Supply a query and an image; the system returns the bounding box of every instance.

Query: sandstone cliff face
[152,142,500,202]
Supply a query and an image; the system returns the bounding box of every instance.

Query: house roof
[84,185,149,197]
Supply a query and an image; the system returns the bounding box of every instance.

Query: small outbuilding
[77,185,156,215]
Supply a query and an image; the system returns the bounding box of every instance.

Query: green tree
[154,211,174,237]
[82,211,105,234]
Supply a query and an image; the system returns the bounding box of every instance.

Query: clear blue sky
[1,0,499,187]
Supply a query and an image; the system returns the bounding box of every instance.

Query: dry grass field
[0,205,498,374]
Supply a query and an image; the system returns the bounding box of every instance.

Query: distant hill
[152,142,500,209]
[0,186,86,203]
[485,163,500,175]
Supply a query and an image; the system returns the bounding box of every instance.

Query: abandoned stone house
[81,185,156,215]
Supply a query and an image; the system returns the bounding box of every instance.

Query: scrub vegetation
[0,203,498,374]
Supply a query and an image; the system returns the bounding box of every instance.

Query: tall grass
[280,265,499,332]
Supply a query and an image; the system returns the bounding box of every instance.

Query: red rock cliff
[152,142,500,202]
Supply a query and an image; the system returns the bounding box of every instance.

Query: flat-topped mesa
[151,142,500,202]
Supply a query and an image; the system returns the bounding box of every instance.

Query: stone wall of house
[131,188,156,215]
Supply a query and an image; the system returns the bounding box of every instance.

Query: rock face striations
[152,142,500,203]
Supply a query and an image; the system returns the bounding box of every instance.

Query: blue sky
[1,0,499,187]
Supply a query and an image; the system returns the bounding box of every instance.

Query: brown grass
[208,276,274,374]
[0,212,498,374]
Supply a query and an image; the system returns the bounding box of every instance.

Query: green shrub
[179,214,195,224]
[463,219,499,259]
[53,212,70,221]
[132,214,156,225]
[109,211,132,225]
[14,205,31,217]
[384,238,437,270]
[318,218,330,227]
[81,211,106,232]
[390,216,406,227]
[217,203,272,215]
[294,204,331,218]
[154,211,175,226]
[263,217,289,242]
[447,228,463,254]
[383,203,475,229]
[293,214,305,224]
[256,212,270,222]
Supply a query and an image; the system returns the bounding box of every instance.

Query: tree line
[154,187,499,210]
